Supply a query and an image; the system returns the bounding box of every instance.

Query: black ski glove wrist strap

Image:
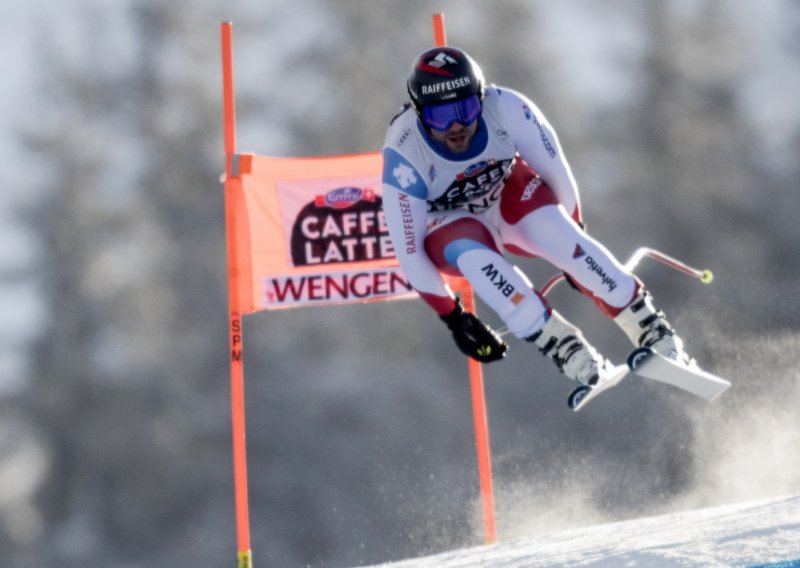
[440,298,467,328]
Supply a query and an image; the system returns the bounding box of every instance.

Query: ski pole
[622,247,714,283]
[493,247,713,337]
[540,246,714,297]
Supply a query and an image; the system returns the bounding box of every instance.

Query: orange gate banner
[225,151,416,314]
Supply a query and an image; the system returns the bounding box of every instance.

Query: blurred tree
[625,2,800,329]
[21,2,232,566]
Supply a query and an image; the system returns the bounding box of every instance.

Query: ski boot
[614,290,693,365]
[526,310,612,387]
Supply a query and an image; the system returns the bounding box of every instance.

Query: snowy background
[368,494,800,567]
[1,1,799,567]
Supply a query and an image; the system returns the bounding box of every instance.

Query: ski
[567,363,630,412]
[568,347,731,412]
[627,347,731,401]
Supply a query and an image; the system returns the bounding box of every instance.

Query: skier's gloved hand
[440,298,508,363]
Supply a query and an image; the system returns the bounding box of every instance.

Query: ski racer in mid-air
[381,46,694,392]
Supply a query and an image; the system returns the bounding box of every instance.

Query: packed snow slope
[365,494,800,568]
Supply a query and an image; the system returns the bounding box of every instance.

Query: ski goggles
[421,95,482,131]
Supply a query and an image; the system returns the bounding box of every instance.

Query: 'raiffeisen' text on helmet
[407,47,485,116]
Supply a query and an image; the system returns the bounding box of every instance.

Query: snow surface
[364,494,800,568]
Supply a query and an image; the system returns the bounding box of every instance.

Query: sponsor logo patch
[314,187,374,210]
[290,192,393,266]
[458,160,492,180]
[262,268,413,307]
[583,255,618,292]
[393,163,417,189]
[395,128,411,147]
[421,76,472,96]
[522,105,533,120]
[428,158,513,214]
[522,105,556,158]
[521,177,542,201]
[481,263,516,298]
[427,52,457,69]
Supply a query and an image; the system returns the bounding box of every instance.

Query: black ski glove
[440,299,508,363]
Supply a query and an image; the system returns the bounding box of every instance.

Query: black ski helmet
[407,47,485,116]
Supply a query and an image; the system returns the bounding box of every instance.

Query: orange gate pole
[221,21,254,568]
[433,13,497,545]
[451,280,497,545]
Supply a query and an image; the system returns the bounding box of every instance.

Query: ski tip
[707,382,732,402]
[627,346,654,370]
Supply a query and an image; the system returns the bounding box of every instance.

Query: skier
[381,46,692,390]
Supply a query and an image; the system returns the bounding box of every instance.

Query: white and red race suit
[381,85,638,339]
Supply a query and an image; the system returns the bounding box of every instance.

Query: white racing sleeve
[381,146,455,314]
[495,87,583,220]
